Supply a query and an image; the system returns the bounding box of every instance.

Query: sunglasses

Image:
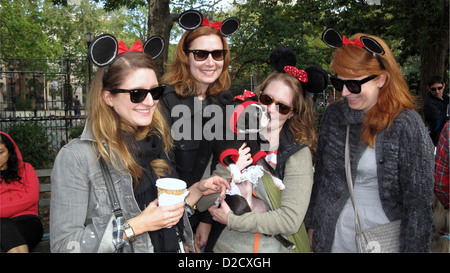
[185,49,227,61]
[259,92,296,115]
[430,86,444,92]
[111,85,166,103]
[330,75,377,94]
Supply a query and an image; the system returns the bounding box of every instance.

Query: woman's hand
[196,175,230,199]
[194,222,212,252]
[128,199,185,236]
[208,198,231,225]
[235,142,253,171]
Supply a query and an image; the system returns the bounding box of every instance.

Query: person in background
[423,75,449,145]
[50,35,229,253]
[306,29,435,252]
[73,95,81,116]
[0,131,43,253]
[431,120,449,253]
[435,120,449,209]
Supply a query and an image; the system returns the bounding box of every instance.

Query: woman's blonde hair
[162,26,231,98]
[330,33,416,147]
[257,72,317,155]
[86,51,173,182]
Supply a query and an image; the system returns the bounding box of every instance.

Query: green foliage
[69,122,85,139]
[6,121,54,169]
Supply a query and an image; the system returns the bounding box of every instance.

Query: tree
[227,0,331,86]
[65,0,228,78]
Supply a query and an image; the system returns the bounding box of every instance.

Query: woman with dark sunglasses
[204,48,326,253]
[305,31,435,252]
[158,12,242,252]
[50,48,229,253]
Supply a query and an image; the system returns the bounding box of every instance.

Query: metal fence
[0,115,86,152]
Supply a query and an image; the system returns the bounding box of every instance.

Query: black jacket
[423,93,449,145]
[159,86,218,186]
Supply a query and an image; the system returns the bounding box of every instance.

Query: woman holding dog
[205,48,326,252]
[305,29,434,252]
[159,10,242,252]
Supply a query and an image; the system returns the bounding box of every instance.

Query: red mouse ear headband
[322,28,386,70]
[88,34,165,67]
[178,9,240,37]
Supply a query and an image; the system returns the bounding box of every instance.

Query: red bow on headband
[284,66,308,83]
[201,17,222,30]
[342,36,364,48]
[233,90,256,101]
[118,40,143,55]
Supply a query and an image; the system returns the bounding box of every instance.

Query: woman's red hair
[330,33,416,147]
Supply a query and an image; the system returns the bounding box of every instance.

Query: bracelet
[184,199,197,217]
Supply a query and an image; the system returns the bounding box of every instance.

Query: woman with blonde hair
[50,34,229,253]
[306,29,434,252]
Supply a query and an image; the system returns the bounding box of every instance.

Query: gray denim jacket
[50,122,153,253]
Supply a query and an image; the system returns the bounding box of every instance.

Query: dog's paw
[272,176,285,190]
[229,164,242,183]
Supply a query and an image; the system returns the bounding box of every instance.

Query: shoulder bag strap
[99,157,123,219]
[344,125,363,236]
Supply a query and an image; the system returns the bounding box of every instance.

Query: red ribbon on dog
[201,17,222,30]
[342,36,364,48]
[233,90,256,101]
[118,40,143,55]
[284,66,308,83]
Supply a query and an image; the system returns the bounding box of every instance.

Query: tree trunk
[147,0,172,79]
[417,0,449,113]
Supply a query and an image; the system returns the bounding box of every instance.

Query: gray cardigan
[306,99,435,252]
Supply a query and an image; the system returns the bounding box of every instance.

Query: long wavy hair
[0,133,21,184]
[257,72,317,155]
[330,33,416,147]
[161,26,231,98]
[86,51,173,182]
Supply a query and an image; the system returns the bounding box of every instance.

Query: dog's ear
[143,35,165,59]
[221,17,240,36]
[302,65,329,94]
[89,34,118,67]
[178,9,203,30]
[218,90,235,106]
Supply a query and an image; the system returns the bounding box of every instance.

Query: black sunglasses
[259,92,296,115]
[330,75,377,94]
[111,85,166,103]
[430,86,444,92]
[185,49,227,61]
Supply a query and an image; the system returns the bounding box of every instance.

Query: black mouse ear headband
[322,28,386,70]
[268,47,328,96]
[178,9,240,37]
[89,34,165,67]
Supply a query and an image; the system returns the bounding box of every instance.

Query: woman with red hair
[159,10,240,252]
[306,29,435,252]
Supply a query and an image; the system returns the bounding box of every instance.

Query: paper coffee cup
[156,178,188,206]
